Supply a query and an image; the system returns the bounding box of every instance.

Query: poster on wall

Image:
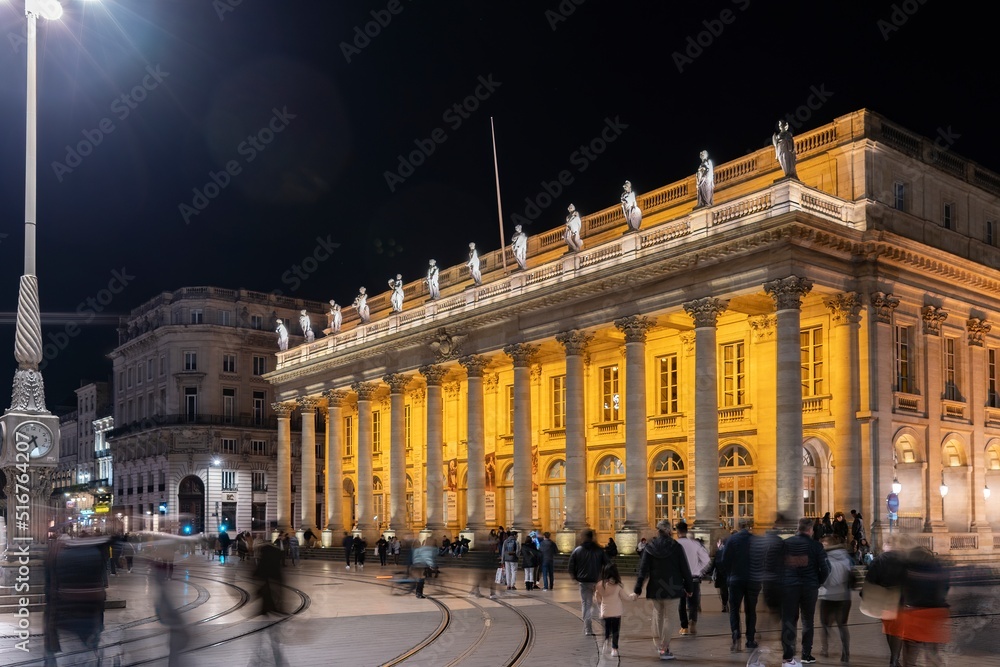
[532,491,539,521]
[445,491,458,524]
[485,492,496,524]
[447,458,459,492]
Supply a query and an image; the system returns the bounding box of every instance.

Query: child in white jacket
[593,561,637,657]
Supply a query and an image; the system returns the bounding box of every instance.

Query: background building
[52,382,112,533]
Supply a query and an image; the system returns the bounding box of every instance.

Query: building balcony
[941,399,968,422]
[986,406,1000,427]
[801,395,831,415]
[648,414,683,430]
[718,405,751,425]
[893,392,924,414]
[108,413,301,439]
[591,421,623,438]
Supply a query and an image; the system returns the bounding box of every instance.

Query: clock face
[15,421,53,459]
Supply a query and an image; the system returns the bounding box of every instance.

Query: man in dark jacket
[780,516,831,665]
[722,520,761,652]
[568,529,609,636]
[539,532,557,591]
[634,519,693,661]
[849,510,865,554]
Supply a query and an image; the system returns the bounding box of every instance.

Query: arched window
[545,461,566,532]
[988,444,1000,471]
[803,447,817,517]
[405,475,414,528]
[719,444,755,530]
[597,455,625,533]
[652,450,685,522]
[500,466,514,528]
[373,476,384,530]
[944,442,963,467]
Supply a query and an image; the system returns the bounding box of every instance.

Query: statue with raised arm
[353,287,371,323]
[564,203,584,252]
[511,225,528,271]
[772,119,798,179]
[389,274,404,312]
[426,259,440,300]
[299,309,315,343]
[275,318,289,351]
[467,243,482,286]
[328,300,342,332]
[620,180,642,231]
[696,151,715,207]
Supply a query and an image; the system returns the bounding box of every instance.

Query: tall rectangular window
[721,342,746,406]
[988,221,997,247]
[658,355,679,414]
[944,337,960,401]
[190,309,203,324]
[250,440,266,456]
[221,470,237,491]
[136,365,143,385]
[893,181,906,211]
[221,438,236,454]
[252,355,267,376]
[223,353,237,373]
[251,314,263,330]
[344,416,354,457]
[184,351,197,371]
[159,354,166,376]
[404,404,412,451]
[372,410,382,454]
[252,390,266,426]
[252,471,267,491]
[219,310,231,326]
[223,387,236,423]
[127,367,133,388]
[800,326,824,397]
[989,349,1000,408]
[184,387,197,421]
[943,202,954,230]
[551,375,566,428]
[146,359,153,381]
[505,385,514,434]
[601,366,620,421]
[894,325,913,393]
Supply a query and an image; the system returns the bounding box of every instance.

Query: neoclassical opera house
[267,109,1000,558]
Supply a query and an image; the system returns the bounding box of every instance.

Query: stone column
[922,305,948,531]
[556,330,593,539]
[683,298,728,533]
[764,276,813,528]
[968,318,992,532]
[614,316,655,545]
[384,373,410,533]
[272,402,294,532]
[352,381,378,535]
[826,293,863,516]
[869,291,900,544]
[297,396,319,533]
[504,343,538,533]
[420,365,447,532]
[322,390,349,536]
[459,355,489,536]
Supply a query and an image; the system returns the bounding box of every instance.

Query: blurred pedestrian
[722,520,761,652]
[390,535,401,565]
[521,536,540,590]
[353,534,368,569]
[376,534,389,566]
[604,536,619,559]
[342,531,353,569]
[778,517,830,666]
[43,534,112,667]
[252,538,288,665]
[502,530,520,591]
[899,544,950,667]
[705,536,729,613]
[568,529,608,636]
[288,532,300,566]
[676,521,711,636]
[634,519,693,661]
[818,535,855,662]
[863,535,908,667]
[594,561,637,658]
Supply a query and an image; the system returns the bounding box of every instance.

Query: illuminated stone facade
[264,110,1000,558]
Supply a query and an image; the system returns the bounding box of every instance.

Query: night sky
[0,0,994,409]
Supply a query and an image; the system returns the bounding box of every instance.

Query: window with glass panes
[223,388,236,422]
[894,325,913,393]
[944,337,960,400]
[720,342,746,406]
[505,385,514,434]
[546,461,565,532]
[372,411,382,454]
[551,375,566,428]
[373,477,384,528]
[601,366,620,421]
[252,471,267,491]
[184,351,197,371]
[252,355,267,376]
[344,416,353,456]
[221,438,236,454]
[404,405,412,452]
[597,456,626,532]
[803,448,817,516]
[501,466,514,528]
[252,391,266,425]
[405,476,414,528]
[223,353,236,373]
[658,355,678,414]
[719,444,754,530]
[800,327,824,397]
[652,450,685,521]
[990,349,1000,408]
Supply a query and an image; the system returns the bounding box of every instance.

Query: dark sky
[0,0,994,409]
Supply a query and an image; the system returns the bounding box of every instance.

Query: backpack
[819,554,851,598]
[503,538,518,562]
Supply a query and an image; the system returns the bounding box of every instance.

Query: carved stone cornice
[555,330,593,356]
[419,364,447,386]
[408,387,426,405]
[383,372,411,394]
[683,297,728,328]
[503,342,538,368]
[322,389,350,408]
[351,381,379,401]
[483,373,499,393]
[458,355,490,378]
[967,317,992,347]
[748,314,777,341]
[763,275,813,310]
[296,396,319,413]
[613,315,656,343]
[271,402,294,418]
[921,306,948,336]
[825,292,862,326]
[870,292,900,323]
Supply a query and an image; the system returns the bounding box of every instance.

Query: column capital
[296,396,319,413]
[748,314,777,341]
[382,373,411,394]
[322,389,350,407]
[967,317,992,347]
[555,330,593,355]
[870,291,900,323]
[764,275,813,310]
[683,297,728,328]
[921,306,948,336]
[458,355,490,377]
[419,364,448,386]
[271,402,295,418]
[825,292,862,326]
[503,342,538,367]
[351,381,379,401]
[613,315,656,343]
[483,372,500,393]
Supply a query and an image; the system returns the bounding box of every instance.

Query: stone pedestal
[614,529,639,555]
[321,529,334,548]
[418,529,434,546]
[555,530,578,554]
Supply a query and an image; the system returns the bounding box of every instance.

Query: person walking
[376,535,389,566]
[898,543,950,666]
[722,520,761,653]
[675,521,712,636]
[594,561,637,658]
[568,529,609,636]
[342,532,354,570]
[501,530,520,590]
[778,517,831,666]
[353,534,368,569]
[287,532,300,566]
[705,536,729,613]
[390,535,401,565]
[634,519,693,661]
[521,536,540,590]
[539,531,557,591]
[850,510,865,556]
[818,535,855,662]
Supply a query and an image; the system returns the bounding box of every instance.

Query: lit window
[720,342,746,406]
[601,366,620,422]
[659,355,679,415]
[551,375,566,428]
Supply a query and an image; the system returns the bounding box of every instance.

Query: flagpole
[491,117,508,274]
